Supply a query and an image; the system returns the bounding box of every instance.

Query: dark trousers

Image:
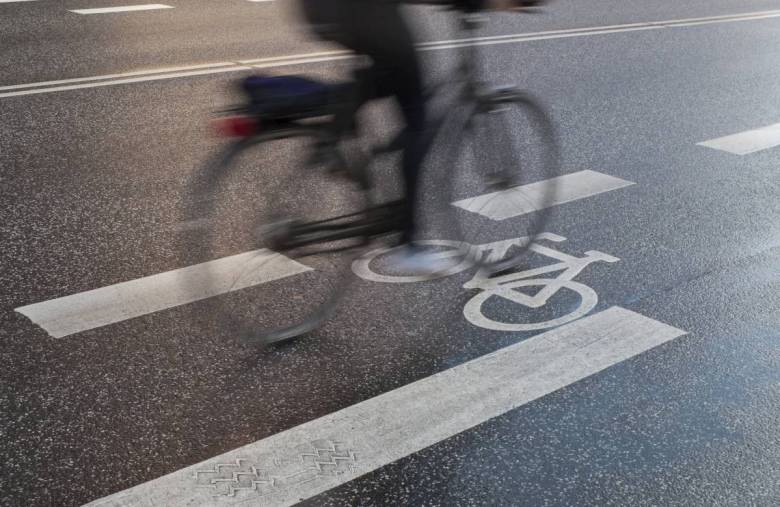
[301,0,427,242]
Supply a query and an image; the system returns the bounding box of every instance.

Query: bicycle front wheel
[438,91,560,273]
[181,133,371,345]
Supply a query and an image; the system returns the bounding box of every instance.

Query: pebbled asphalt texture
[1,1,779,506]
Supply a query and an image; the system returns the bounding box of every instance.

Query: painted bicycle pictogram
[352,233,619,331]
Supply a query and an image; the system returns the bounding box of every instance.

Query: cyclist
[299,0,544,275]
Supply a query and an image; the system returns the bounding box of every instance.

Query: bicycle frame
[241,13,512,253]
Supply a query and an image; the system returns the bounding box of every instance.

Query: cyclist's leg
[350,6,426,243]
[395,63,427,244]
[300,0,427,241]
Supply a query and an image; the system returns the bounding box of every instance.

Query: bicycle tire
[429,90,560,274]
[181,133,372,345]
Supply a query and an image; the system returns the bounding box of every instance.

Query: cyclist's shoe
[384,243,465,279]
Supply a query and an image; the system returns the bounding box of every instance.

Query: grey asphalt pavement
[1,1,779,506]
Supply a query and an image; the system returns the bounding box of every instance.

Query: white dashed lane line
[15,171,633,339]
[15,250,311,338]
[69,4,173,15]
[84,306,686,506]
[453,170,634,221]
[698,122,780,155]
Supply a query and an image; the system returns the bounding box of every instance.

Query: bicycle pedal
[482,263,527,279]
[327,164,349,177]
[257,219,294,249]
[485,175,515,191]
[491,265,521,277]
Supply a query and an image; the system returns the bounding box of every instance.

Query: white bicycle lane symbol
[352,233,619,332]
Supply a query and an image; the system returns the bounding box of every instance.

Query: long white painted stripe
[452,170,635,220]
[416,10,780,49]
[0,0,38,3]
[15,250,311,339]
[2,10,780,98]
[237,50,351,65]
[69,4,173,15]
[0,63,237,92]
[697,122,780,155]
[85,306,686,506]
[0,66,253,98]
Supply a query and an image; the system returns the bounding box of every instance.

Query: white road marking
[0,54,356,97]
[69,4,173,15]
[18,169,631,339]
[85,306,686,507]
[0,62,237,92]
[15,250,311,339]
[353,235,620,332]
[462,243,619,331]
[2,10,780,98]
[452,170,634,220]
[697,122,780,155]
[417,10,780,50]
[0,0,38,3]
[0,66,254,98]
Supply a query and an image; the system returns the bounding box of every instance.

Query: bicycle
[182,11,560,345]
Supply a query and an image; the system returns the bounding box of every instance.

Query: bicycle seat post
[460,13,488,31]
[458,13,488,94]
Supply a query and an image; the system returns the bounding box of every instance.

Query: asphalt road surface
[1,1,779,506]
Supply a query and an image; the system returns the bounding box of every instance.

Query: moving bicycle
[182,0,559,344]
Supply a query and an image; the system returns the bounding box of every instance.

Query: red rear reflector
[212,116,259,137]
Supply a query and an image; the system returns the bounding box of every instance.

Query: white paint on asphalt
[462,243,619,331]
[697,122,780,155]
[69,4,173,15]
[0,0,38,3]
[452,170,634,220]
[2,9,780,98]
[417,10,780,51]
[15,250,311,338]
[0,66,253,98]
[0,62,237,92]
[0,53,357,98]
[353,235,619,332]
[85,306,686,507]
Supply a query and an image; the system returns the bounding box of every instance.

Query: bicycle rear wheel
[431,90,560,273]
[181,133,371,345]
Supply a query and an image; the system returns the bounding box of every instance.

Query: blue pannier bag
[242,75,334,119]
